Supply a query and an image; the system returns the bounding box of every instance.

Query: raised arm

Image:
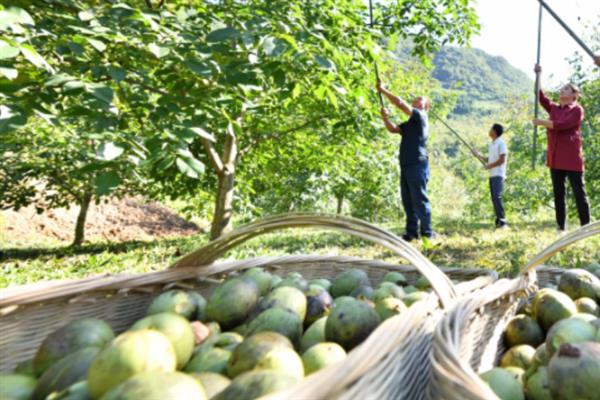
[380,108,401,134]
[534,65,553,113]
[376,80,412,117]
[538,89,553,114]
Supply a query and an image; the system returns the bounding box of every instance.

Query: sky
[470,0,599,86]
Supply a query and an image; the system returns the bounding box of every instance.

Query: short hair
[416,96,431,111]
[566,83,581,98]
[492,123,504,137]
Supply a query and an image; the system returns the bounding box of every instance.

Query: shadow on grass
[0,234,205,262]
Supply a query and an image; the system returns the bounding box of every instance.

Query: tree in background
[0,0,480,243]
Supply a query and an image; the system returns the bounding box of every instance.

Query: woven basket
[0,213,496,399]
[428,221,600,400]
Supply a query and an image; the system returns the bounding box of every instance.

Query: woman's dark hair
[492,123,504,137]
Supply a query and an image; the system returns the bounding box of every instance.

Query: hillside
[394,43,533,116]
[431,46,533,115]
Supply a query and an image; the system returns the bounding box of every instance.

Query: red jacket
[539,90,585,172]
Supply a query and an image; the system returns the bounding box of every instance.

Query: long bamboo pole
[537,0,596,61]
[533,3,543,169]
[369,0,384,107]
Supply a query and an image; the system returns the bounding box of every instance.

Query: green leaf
[148,43,170,58]
[292,83,302,98]
[176,157,204,179]
[78,10,95,21]
[45,73,76,87]
[187,127,216,142]
[87,84,114,104]
[0,105,27,133]
[107,66,126,82]
[206,27,240,43]
[79,162,105,174]
[96,142,124,161]
[94,171,121,196]
[326,88,338,109]
[63,80,86,91]
[0,7,34,30]
[19,44,53,72]
[175,129,197,143]
[315,85,327,100]
[112,3,135,11]
[262,37,276,55]
[185,157,205,175]
[315,55,335,71]
[156,156,174,171]
[34,109,57,126]
[278,34,299,51]
[67,41,85,56]
[0,40,20,59]
[184,59,212,77]
[0,67,18,80]
[86,38,106,52]
[227,70,258,85]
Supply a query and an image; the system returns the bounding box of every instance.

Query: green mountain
[431,46,533,115]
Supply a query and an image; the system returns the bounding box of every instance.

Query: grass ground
[1,217,598,289]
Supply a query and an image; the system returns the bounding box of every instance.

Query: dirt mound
[1,197,202,244]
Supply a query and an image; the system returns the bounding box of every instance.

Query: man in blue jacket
[377,80,433,242]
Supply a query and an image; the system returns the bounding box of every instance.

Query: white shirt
[488,137,507,178]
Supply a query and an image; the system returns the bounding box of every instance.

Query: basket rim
[168,213,460,307]
[429,221,600,400]
[0,254,496,310]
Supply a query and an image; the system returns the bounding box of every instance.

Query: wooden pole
[537,0,595,61]
[533,3,542,169]
[428,110,486,166]
[369,0,384,107]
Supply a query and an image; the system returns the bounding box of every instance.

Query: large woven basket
[428,221,600,400]
[0,214,496,399]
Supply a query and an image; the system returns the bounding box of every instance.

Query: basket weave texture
[428,221,600,400]
[0,214,497,399]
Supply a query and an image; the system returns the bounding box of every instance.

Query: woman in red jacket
[532,64,590,232]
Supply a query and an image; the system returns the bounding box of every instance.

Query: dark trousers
[400,164,432,237]
[489,176,506,226]
[550,169,591,230]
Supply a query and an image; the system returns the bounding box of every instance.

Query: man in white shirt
[476,124,508,228]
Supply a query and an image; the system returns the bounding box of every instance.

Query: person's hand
[534,64,542,73]
[485,163,492,170]
[532,118,544,126]
[376,79,384,93]
[594,55,600,67]
[380,107,389,119]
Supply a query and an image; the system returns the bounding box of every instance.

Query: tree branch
[47,174,83,203]
[223,127,238,168]
[201,138,223,173]
[123,78,169,96]
[239,115,328,157]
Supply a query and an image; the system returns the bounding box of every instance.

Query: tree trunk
[211,167,235,240]
[336,195,344,214]
[210,126,238,240]
[72,190,92,247]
